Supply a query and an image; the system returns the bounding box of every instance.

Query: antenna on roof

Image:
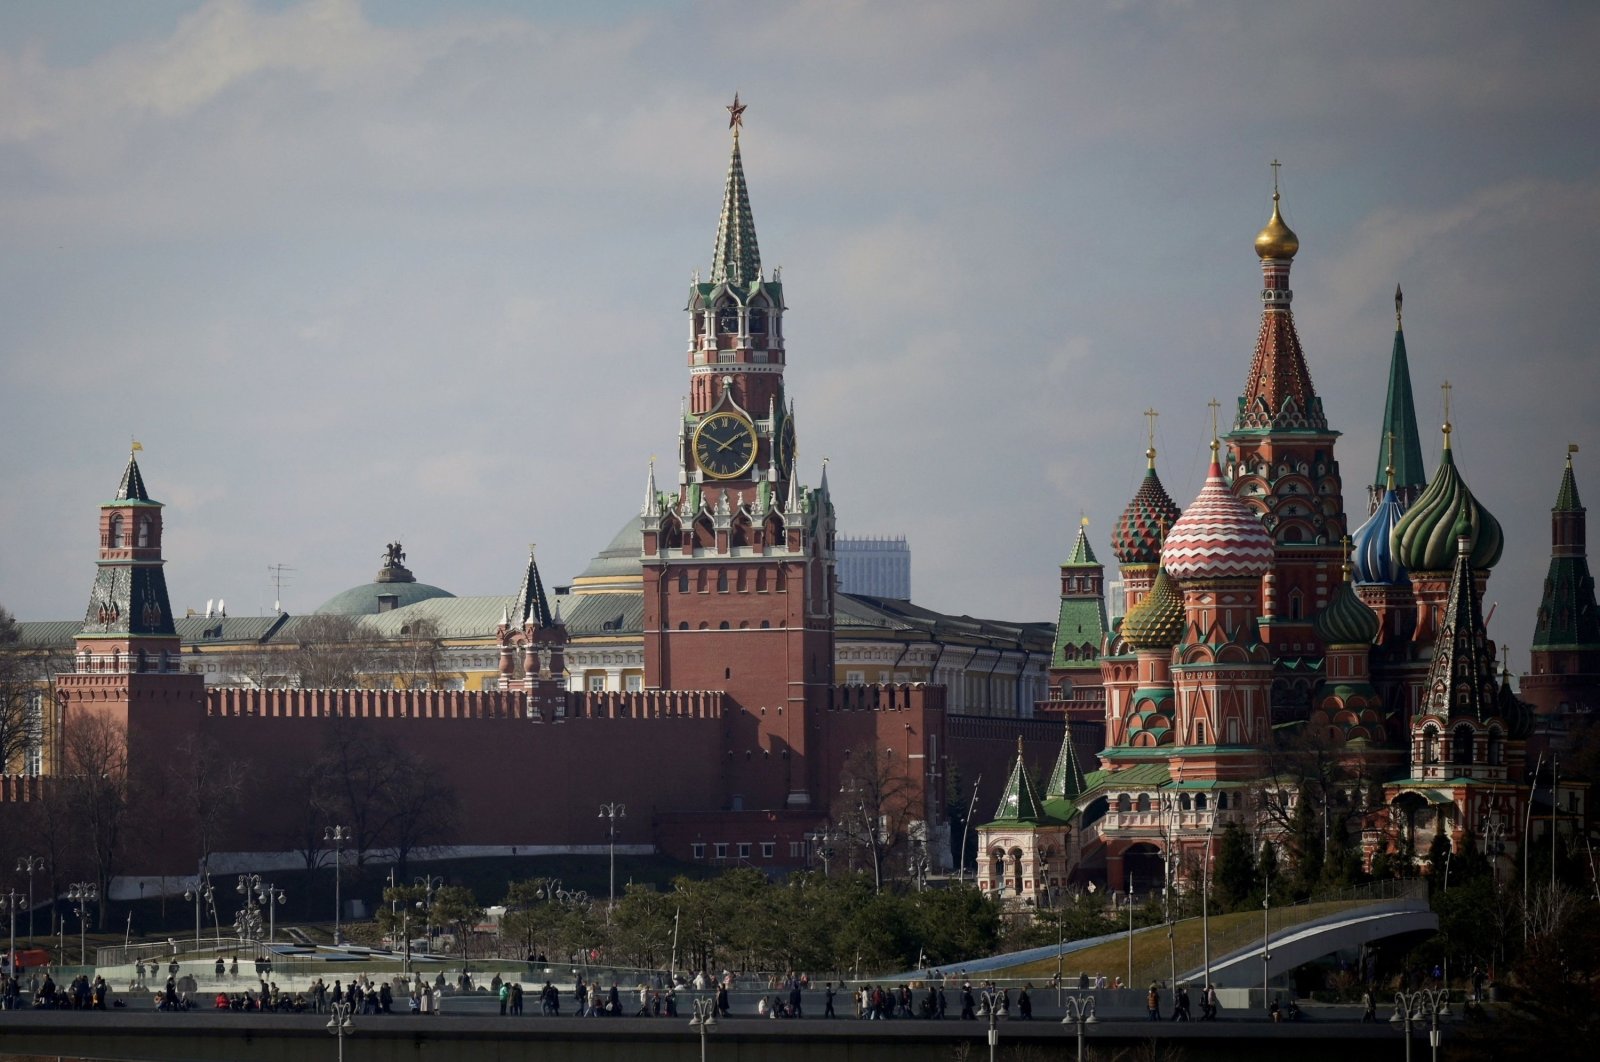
[268,564,296,614]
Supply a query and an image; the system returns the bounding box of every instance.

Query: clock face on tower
[693,413,758,480]
[777,416,796,475]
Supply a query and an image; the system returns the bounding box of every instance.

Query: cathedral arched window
[718,570,729,593]
[1216,793,1228,810]
[1451,724,1474,765]
[137,517,151,547]
[1487,727,1504,766]
[718,621,730,630]
[1288,589,1303,620]
[679,570,689,593]
[1116,794,1131,813]
[1135,793,1151,812]
[1422,726,1439,764]
[716,300,739,334]
[1195,793,1208,811]
[749,306,768,335]
[678,622,689,631]
[109,514,125,549]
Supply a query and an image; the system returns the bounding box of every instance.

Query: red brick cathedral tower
[1224,166,1348,713]
[640,100,837,812]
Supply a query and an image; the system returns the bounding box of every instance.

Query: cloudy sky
[2,0,1597,672]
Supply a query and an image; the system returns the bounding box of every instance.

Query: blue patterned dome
[1351,488,1409,585]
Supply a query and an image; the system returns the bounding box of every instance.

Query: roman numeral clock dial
[693,413,758,479]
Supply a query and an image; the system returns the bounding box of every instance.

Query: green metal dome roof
[1391,438,1503,572]
[576,517,644,583]
[1314,574,1380,646]
[314,548,454,615]
[314,579,455,616]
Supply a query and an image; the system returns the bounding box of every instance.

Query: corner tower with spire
[1522,447,1600,715]
[57,448,204,780]
[1224,163,1349,708]
[640,98,837,812]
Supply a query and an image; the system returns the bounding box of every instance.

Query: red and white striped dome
[1160,456,1275,580]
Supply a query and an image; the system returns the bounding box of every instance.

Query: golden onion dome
[1253,193,1300,260]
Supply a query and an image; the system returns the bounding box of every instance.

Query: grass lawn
[994,898,1378,986]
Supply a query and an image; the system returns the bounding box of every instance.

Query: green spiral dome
[1392,443,1503,572]
[1314,576,1380,646]
[1121,568,1185,650]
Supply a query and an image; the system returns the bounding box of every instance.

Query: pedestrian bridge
[1183,898,1436,988]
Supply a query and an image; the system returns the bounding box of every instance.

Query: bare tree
[287,614,386,689]
[384,752,460,878]
[388,618,445,691]
[61,712,134,924]
[0,604,69,775]
[831,747,920,891]
[166,733,249,871]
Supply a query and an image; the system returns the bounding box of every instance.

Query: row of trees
[473,869,1004,978]
[222,614,450,691]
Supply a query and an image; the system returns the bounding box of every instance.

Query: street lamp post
[958,775,981,883]
[1126,875,1135,990]
[238,875,286,943]
[688,994,718,1062]
[984,985,1003,1062]
[598,802,626,917]
[67,882,97,967]
[1060,993,1098,1062]
[1392,988,1450,1062]
[326,999,355,1062]
[415,875,444,953]
[15,856,44,944]
[1202,822,1214,991]
[324,825,351,945]
[183,876,214,950]
[2,890,19,978]
[1261,861,1272,1012]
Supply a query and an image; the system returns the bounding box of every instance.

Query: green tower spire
[989,737,1044,823]
[709,96,761,287]
[1371,284,1426,512]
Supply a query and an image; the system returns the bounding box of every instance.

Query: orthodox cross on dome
[1270,158,1282,198]
[1385,430,1397,490]
[1207,398,1222,448]
[1144,407,1159,463]
[1441,379,1453,439]
[727,93,747,131]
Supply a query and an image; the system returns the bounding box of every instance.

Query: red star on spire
[727,93,747,130]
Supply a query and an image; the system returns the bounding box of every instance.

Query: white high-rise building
[836,535,911,600]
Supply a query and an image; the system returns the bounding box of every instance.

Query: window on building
[587,674,606,693]
[718,570,729,592]
[679,571,689,593]
[625,674,643,693]
[1422,727,1439,764]
[714,843,728,860]
[846,670,865,685]
[737,843,751,860]
[137,517,151,547]
[1136,793,1151,812]
[789,841,804,858]
[761,843,774,859]
[1116,794,1131,813]
[109,514,125,548]
[1451,724,1474,765]
[692,843,705,860]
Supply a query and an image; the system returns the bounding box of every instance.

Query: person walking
[1361,986,1377,1023]
[1173,984,1190,1021]
[960,982,976,1020]
[824,982,836,1018]
[1146,982,1161,1021]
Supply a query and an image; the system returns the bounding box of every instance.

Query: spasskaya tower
[640,98,836,812]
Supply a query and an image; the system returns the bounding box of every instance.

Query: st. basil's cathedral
[978,177,1597,903]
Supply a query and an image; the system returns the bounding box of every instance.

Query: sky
[2,0,1597,675]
